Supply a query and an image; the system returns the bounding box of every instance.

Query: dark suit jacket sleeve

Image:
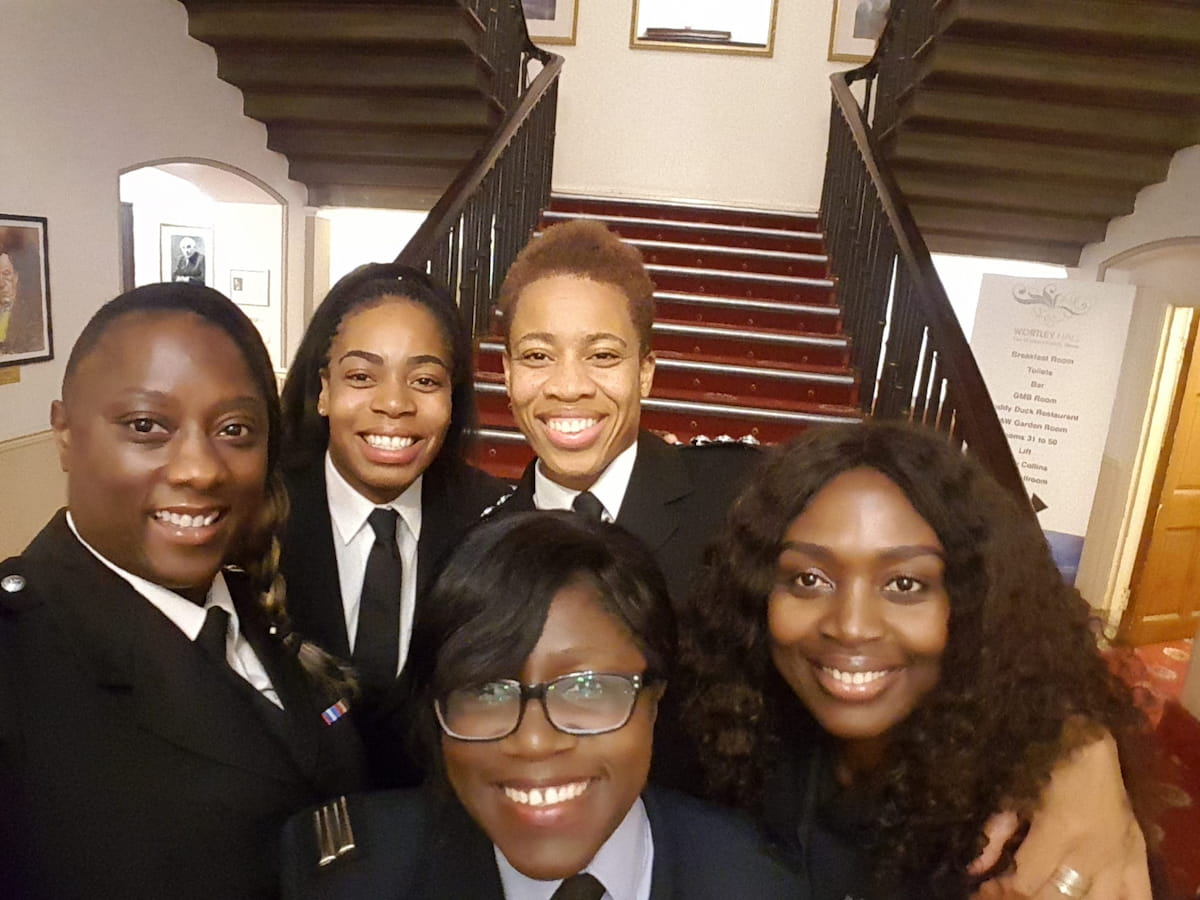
[644,787,806,899]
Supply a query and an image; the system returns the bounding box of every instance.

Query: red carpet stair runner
[468,195,863,481]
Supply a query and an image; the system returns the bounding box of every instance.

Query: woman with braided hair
[0,283,366,899]
[680,419,1157,900]
[279,264,508,787]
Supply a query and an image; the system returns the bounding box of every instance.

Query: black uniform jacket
[495,431,761,609]
[0,511,368,900]
[280,785,806,899]
[280,457,509,785]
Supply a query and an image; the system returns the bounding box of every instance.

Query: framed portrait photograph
[160,224,214,288]
[828,0,889,62]
[229,269,270,308]
[522,0,578,45]
[0,214,53,369]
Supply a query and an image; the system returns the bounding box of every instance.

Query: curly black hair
[679,419,1150,898]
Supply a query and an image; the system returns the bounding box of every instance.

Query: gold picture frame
[630,0,779,58]
[828,0,888,63]
[523,0,579,46]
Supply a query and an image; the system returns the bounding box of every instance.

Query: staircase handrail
[824,63,1027,503]
[397,0,562,334]
[397,56,562,273]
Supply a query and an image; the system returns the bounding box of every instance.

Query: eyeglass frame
[434,670,663,743]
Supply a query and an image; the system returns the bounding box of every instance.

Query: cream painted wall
[1073,147,1200,617]
[0,0,311,446]
[547,0,848,210]
[0,431,66,559]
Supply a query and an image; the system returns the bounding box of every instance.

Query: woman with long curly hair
[681,419,1155,899]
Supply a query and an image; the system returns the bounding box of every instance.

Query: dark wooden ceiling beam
[893,168,1137,219]
[893,89,1200,153]
[183,3,483,52]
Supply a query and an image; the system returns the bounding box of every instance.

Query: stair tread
[653,290,841,315]
[653,319,849,346]
[550,193,818,221]
[542,209,822,240]
[646,263,834,287]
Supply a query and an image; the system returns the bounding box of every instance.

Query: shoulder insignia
[480,488,516,519]
[313,796,357,867]
[0,562,41,613]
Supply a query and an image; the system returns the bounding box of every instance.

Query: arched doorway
[118,159,287,369]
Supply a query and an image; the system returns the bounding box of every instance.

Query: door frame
[1096,236,1200,634]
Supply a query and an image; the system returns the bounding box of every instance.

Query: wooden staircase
[178,0,510,209]
[875,0,1200,265]
[468,196,863,482]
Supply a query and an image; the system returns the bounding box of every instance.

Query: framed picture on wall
[229,269,270,307]
[828,0,889,62]
[631,0,778,56]
[0,214,54,369]
[160,224,214,288]
[522,0,578,45]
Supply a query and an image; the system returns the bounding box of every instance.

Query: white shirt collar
[495,796,652,900]
[324,451,423,546]
[532,439,639,522]
[65,510,238,642]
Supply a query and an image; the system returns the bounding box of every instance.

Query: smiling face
[442,581,660,880]
[768,467,950,774]
[503,276,654,492]
[318,298,453,504]
[51,311,269,603]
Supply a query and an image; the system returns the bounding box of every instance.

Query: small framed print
[829,0,889,63]
[160,224,214,288]
[522,0,578,46]
[229,269,270,307]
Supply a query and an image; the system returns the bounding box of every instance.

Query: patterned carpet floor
[1108,638,1198,898]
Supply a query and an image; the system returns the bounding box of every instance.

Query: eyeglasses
[435,671,658,742]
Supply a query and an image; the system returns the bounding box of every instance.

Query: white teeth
[546,418,598,435]
[502,780,590,807]
[155,510,219,528]
[823,667,890,685]
[364,434,416,451]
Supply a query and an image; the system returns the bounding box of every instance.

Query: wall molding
[0,428,55,454]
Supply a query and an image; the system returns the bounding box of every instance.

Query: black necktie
[196,605,230,665]
[354,508,403,686]
[551,873,605,900]
[571,491,606,522]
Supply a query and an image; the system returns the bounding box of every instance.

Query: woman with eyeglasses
[281,511,802,899]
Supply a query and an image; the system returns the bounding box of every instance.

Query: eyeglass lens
[439,672,640,740]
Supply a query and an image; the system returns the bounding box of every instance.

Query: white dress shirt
[324,452,422,675]
[532,440,639,523]
[495,797,654,900]
[66,511,282,707]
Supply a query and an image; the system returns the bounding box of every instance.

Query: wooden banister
[397,0,562,334]
[821,0,1028,504]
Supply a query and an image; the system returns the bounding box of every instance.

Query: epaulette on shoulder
[681,434,761,453]
[479,488,516,519]
[0,558,42,613]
